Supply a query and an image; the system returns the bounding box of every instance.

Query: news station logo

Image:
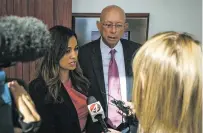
[89,103,101,113]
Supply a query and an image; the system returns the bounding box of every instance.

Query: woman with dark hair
[29,26,90,133]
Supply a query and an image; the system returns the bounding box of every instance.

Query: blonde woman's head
[132,31,202,133]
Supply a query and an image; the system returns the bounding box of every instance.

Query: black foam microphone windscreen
[0,16,52,64]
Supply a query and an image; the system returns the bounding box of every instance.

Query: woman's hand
[124,101,135,116]
[8,81,40,123]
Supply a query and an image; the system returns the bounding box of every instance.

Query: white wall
[72,0,202,42]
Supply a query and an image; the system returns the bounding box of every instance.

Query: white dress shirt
[100,38,127,102]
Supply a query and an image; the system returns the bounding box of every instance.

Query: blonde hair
[132,31,202,133]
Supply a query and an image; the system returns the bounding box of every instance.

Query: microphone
[87,96,108,133]
[0,15,52,67]
[100,91,131,116]
[111,99,131,116]
[111,99,138,127]
[101,91,138,127]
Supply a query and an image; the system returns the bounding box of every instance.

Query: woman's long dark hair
[37,25,89,103]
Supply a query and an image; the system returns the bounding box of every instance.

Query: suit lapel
[121,40,133,101]
[90,39,107,108]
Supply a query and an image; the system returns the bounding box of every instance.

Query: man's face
[97,9,127,48]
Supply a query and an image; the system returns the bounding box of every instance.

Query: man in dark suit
[78,5,140,133]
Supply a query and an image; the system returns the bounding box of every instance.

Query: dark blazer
[28,77,82,133]
[78,38,140,133]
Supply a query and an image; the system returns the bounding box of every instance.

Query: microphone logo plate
[90,103,101,113]
[88,101,105,122]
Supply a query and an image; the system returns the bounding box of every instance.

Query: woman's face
[59,36,78,71]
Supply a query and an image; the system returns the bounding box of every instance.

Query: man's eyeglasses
[102,23,125,30]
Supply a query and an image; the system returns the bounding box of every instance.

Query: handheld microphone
[0,16,52,67]
[87,96,108,133]
[111,99,138,127]
[101,91,131,116]
[101,91,138,127]
[111,99,131,116]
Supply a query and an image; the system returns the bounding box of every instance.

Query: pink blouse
[63,80,88,132]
